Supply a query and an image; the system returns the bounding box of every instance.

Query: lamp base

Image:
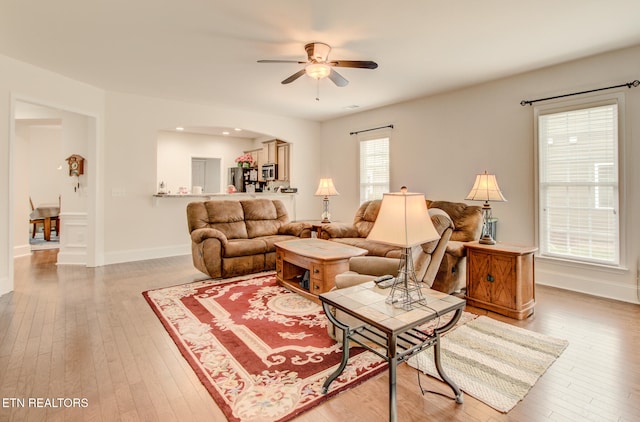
[320,196,331,223]
[385,247,426,310]
[479,202,496,245]
[479,235,496,245]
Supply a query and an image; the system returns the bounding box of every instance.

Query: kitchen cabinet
[465,241,537,320]
[247,139,290,183]
[243,148,262,168]
[263,139,284,163]
[277,143,290,181]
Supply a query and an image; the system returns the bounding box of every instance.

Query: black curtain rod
[520,79,639,106]
[350,124,394,136]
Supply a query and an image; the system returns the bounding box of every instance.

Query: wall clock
[66,154,85,177]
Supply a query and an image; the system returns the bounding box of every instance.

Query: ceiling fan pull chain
[316,80,320,101]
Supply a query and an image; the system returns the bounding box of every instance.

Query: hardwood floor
[1,250,638,421]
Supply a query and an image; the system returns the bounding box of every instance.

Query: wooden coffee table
[274,239,367,303]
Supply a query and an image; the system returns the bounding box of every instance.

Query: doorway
[191,157,221,194]
[11,98,98,272]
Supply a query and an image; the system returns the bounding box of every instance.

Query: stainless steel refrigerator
[228,167,245,192]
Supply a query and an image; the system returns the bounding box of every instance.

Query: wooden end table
[274,238,367,303]
[320,282,466,422]
[465,241,537,320]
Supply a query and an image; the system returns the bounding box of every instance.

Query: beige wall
[1,45,639,304]
[320,45,640,303]
[101,91,321,264]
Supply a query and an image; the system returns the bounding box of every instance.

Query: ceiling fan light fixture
[305,63,331,80]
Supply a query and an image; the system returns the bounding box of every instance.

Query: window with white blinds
[359,137,389,202]
[537,102,620,265]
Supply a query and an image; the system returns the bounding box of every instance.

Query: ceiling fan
[258,42,378,87]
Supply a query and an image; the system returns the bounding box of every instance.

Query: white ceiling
[2,0,640,123]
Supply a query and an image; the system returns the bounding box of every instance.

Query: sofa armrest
[320,223,360,239]
[446,240,467,258]
[278,221,312,237]
[190,228,228,245]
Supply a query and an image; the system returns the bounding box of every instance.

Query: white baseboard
[103,244,191,266]
[536,264,640,304]
[13,244,31,258]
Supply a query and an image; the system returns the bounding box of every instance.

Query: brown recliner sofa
[319,200,403,258]
[187,199,311,279]
[319,199,483,293]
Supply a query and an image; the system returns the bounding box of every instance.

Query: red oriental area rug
[142,272,387,422]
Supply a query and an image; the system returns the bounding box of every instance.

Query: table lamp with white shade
[367,187,441,309]
[465,171,507,245]
[314,178,339,223]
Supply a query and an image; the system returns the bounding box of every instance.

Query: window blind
[359,137,389,202]
[538,103,619,265]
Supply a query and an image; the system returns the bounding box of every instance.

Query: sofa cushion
[224,238,268,257]
[259,234,301,252]
[208,201,248,239]
[241,199,289,238]
[224,234,301,258]
[353,200,382,237]
[426,200,482,242]
[320,223,359,239]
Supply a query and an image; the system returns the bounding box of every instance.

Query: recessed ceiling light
[234,128,242,132]
[222,131,230,135]
[176,127,184,131]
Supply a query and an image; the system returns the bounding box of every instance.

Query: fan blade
[328,68,349,87]
[281,69,306,84]
[330,60,378,69]
[258,60,307,64]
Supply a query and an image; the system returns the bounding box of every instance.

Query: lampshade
[367,189,440,247]
[305,63,331,80]
[465,171,507,202]
[314,178,339,196]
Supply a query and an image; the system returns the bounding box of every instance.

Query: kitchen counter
[153,192,296,198]
[152,192,298,219]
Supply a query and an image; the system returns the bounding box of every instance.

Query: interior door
[192,158,206,192]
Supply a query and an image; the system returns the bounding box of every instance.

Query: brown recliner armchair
[426,200,483,293]
[331,208,454,289]
[326,209,454,341]
[320,199,483,294]
[187,199,311,278]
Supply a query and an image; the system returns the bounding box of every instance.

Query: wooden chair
[29,197,43,238]
[29,196,59,238]
[52,195,60,236]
